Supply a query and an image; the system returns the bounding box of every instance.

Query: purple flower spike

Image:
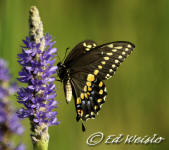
[15,143,26,150]
[0,59,10,81]
[17,6,59,149]
[17,34,59,127]
[0,58,25,150]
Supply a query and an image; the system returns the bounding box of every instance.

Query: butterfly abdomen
[65,80,72,103]
[57,62,73,103]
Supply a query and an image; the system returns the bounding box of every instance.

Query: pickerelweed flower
[0,59,25,150]
[17,6,59,150]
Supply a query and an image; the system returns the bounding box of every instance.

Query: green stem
[31,123,49,150]
[33,140,48,150]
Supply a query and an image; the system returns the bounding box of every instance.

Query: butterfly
[57,40,135,131]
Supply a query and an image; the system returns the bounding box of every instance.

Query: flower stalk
[17,6,59,150]
[29,6,48,150]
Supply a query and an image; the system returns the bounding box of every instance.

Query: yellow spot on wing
[107,44,113,48]
[80,93,84,99]
[94,69,99,75]
[112,49,117,52]
[88,87,92,91]
[112,64,116,68]
[122,52,126,55]
[109,69,113,72]
[115,60,119,64]
[83,42,87,47]
[93,43,96,47]
[85,114,89,117]
[83,86,87,92]
[99,81,103,87]
[94,105,98,110]
[97,99,102,103]
[86,48,90,51]
[127,44,132,48]
[106,52,113,56]
[101,61,106,65]
[99,90,103,95]
[106,74,111,79]
[77,109,83,116]
[104,57,109,60]
[118,55,123,59]
[115,46,123,49]
[86,45,92,48]
[98,65,102,69]
[81,110,83,116]
[125,48,129,51]
[85,93,88,98]
[87,81,91,86]
[77,109,81,114]
[77,98,81,104]
[87,74,95,82]
[91,112,94,115]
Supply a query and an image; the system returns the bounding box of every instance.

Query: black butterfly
[57,40,135,131]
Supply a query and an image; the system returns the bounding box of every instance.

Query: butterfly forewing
[70,41,135,80]
[95,41,135,80]
[60,40,135,122]
[64,40,97,67]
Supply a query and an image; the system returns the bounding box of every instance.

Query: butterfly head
[57,62,63,68]
[57,62,67,81]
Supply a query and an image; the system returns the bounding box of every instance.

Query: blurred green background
[0,0,169,150]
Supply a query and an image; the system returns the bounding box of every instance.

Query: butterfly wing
[70,72,107,121]
[64,40,97,67]
[70,41,135,80]
[65,41,135,121]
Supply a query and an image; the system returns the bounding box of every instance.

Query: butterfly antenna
[62,47,70,62]
[57,52,62,62]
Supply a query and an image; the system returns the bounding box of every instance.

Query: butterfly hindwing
[71,77,107,121]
